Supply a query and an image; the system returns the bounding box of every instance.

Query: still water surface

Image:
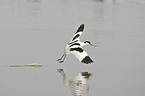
[0,0,145,96]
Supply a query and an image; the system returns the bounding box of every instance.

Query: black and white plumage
[57,24,95,64]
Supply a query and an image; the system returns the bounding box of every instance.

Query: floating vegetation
[9,64,43,67]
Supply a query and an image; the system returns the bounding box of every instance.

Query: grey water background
[0,0,145,96]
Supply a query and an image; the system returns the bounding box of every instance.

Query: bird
[57,24,95,64]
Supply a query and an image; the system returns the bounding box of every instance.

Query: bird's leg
[59,55,66,63]
[57,54,65,61]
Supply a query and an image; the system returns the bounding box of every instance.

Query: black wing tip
[76,24,85,33]
[81,56,94,64]
[81,24,85,26]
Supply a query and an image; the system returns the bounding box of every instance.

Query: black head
[84,41,96,47]
[84,41,91,44]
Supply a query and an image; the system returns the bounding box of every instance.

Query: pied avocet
[57,24,95,64]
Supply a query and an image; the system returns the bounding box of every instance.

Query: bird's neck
[81,43,88,47]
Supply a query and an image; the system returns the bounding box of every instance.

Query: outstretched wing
[70,47,93,64]
[71,24,85,41]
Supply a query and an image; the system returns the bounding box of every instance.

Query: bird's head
[84,41,96,47]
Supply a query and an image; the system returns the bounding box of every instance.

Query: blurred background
[0,0,145,96]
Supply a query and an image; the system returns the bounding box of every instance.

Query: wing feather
[70,47,93,64]
[70,50,88,62]
[71,24,85,41]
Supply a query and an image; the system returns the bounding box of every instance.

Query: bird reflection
[57,69,92,96]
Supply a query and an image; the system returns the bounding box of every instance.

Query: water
[0,0,145,96]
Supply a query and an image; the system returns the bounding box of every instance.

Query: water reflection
[94,0,116,3]
[94,0,104,2]
[27,0,40,3]
[57,69,92,96]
